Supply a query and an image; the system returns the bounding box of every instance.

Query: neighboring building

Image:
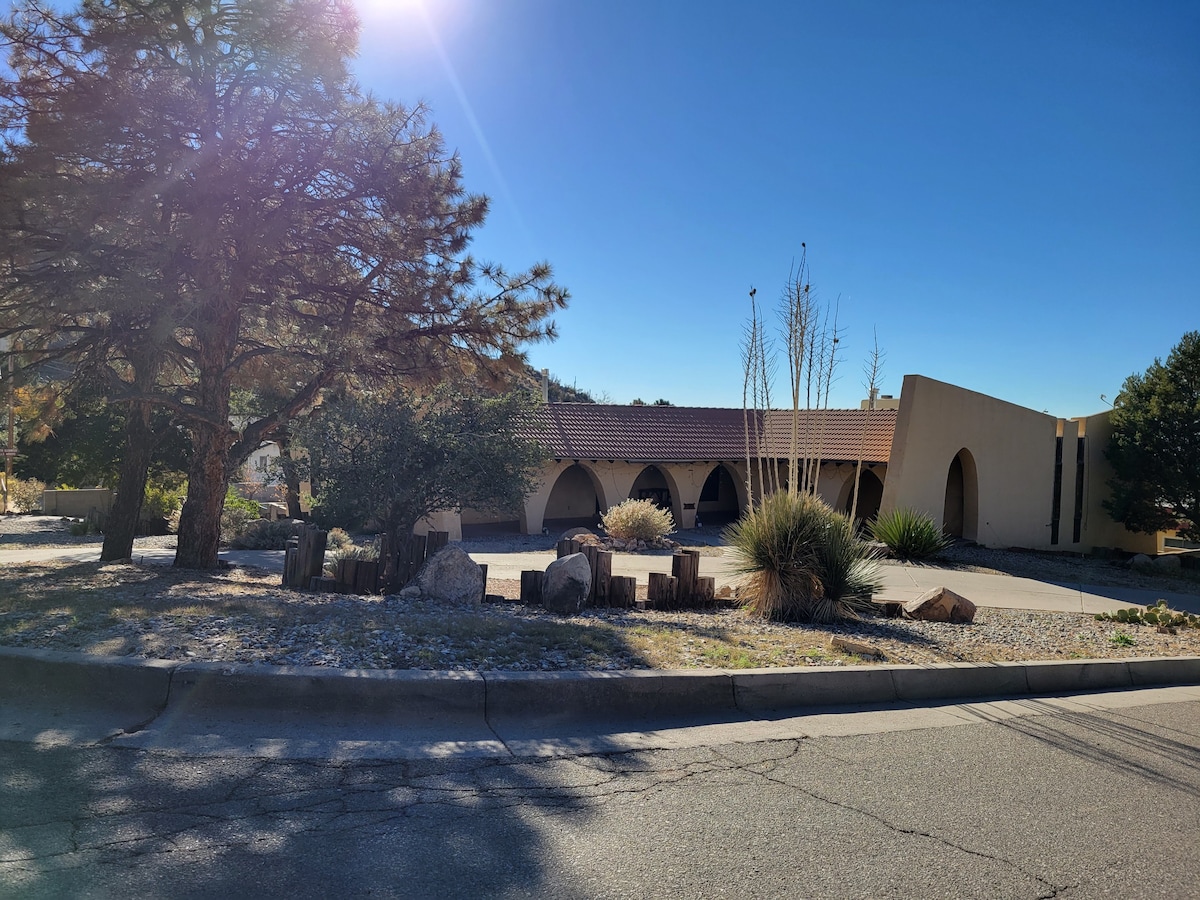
[439,373,1160,555]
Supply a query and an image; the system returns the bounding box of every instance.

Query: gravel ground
[2,514,1198,671]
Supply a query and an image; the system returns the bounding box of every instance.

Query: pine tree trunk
[100,401,155,561]
[276,431,304,519]
[174,420,231,569]
[174,328,236,569]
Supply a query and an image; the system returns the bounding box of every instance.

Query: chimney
[541,368,549,404]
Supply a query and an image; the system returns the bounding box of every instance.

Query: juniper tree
[1105,331,1200,541]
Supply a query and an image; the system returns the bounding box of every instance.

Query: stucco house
[427,373,1160,555]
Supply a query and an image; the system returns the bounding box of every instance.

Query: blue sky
[352,0,1198,417]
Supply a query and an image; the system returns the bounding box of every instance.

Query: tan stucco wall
[881,375,1060,548]
[42,489,115,518]
[880,376,1160,553]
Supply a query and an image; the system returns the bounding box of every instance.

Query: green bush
[7,477,46,513]
[869,507,951,561]
[228,518,305,550]
[137,476,186,535]
[601,498,675,542]
[724,492,882,623]
[220,486,262,544]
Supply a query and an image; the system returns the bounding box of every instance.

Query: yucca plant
[724,492,881,623]
[811,512,884,621]
[869,506,951,561]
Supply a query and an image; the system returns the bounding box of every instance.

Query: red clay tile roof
[518,404,896,464]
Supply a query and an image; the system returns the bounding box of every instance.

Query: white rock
[413,545,484,606]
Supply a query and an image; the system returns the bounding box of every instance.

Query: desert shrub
[724,492,881,623]
[228,518,306,550]
[601,498,675,542]
[869,507,950,561]
[8,477,46,513]
[324,539,380,576]
[326,527,353,551]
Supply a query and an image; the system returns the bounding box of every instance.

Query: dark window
[1072,437,1086,544]
[1050,437,1063,545]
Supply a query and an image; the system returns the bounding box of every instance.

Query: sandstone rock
[1130,553,1154,570]
[413,545,484,606]
[830,636,886,659]
[903,586,976,624]
[560,527,595,541]
[542,552,591,615]
[1152,554,1182,571]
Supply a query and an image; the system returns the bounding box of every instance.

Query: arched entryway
[943,448,979,541]
[544,464,602,531]
[697,464,742,527]
[840,468,884,522]
[629,465,680,525]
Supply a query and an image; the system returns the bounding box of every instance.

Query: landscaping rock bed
[2,514,1198,671]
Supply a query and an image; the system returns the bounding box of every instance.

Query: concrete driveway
[469,548,1200,616]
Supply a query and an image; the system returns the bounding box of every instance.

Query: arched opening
[843,468,884,523]
[544,464,601,532]
[943,448,979,541]
[629,465,673,512]
[697,464,742,527]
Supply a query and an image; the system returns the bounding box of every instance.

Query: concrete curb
[171,662,485,725]
[0,646,175,712]
[2,648,1198,726]
[484,670,738,722]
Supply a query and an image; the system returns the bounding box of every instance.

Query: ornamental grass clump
[724,492,882,623]
[601,498,675,543]
[869,506,951,561]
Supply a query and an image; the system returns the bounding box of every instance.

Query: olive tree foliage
[1104,331,1200,542]
[0,1,567,567]
[296,390,546,586]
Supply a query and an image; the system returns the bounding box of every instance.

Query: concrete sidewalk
[0,545,286,571]
[468,549,1200,616]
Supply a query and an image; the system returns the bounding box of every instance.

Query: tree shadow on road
[967,698,1200,800]
[0,738,611,898]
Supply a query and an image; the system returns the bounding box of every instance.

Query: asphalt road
[4,688,1199,899]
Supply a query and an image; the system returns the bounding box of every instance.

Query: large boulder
[542,552,592,615]
[903,586,976,624]
[1152,554,1181,571]
[413,545,484,606]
